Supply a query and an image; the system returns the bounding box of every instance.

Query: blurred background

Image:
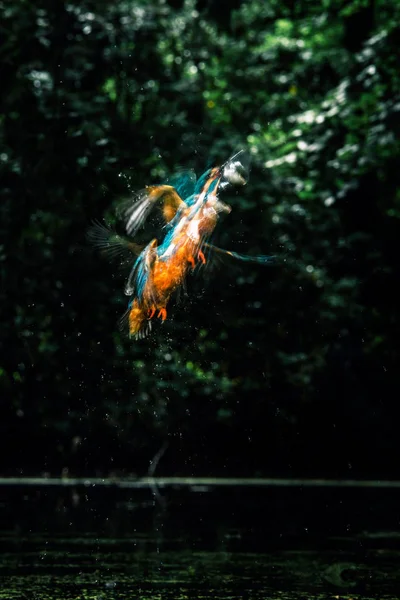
[1,0,399,481]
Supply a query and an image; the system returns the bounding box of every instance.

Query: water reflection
[1,483,399,599]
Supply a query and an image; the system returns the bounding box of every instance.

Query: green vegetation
[1,0,399,477]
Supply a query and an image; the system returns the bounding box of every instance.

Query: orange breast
[141,215,213,309]
[152,243,193,296]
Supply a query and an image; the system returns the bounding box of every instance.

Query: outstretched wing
[87,220,143,268]
[165,169,196,201]
[201,242,277,274]
[117,185,188,237]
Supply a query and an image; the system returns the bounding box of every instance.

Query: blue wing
[203,242,277,270]
[165,169,196,201]
[125,238,158,298]
[194,167,214,196]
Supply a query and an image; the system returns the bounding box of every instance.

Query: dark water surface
[1,482,399,599]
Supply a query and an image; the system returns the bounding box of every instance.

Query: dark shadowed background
[1,0,399,480]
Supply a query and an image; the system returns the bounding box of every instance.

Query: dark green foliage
[1,0,399,477]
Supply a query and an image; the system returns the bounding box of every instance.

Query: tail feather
[119,301,153,340]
